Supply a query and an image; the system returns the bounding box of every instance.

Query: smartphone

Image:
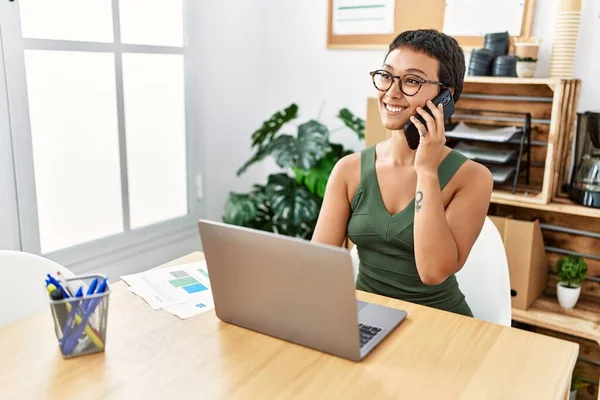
[403,88,455,150]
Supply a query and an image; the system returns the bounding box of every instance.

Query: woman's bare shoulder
[457,158,494,191]
[330,151,362,202]
[335,151,361,172]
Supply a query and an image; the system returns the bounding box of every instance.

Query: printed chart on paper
[333,0,395,35]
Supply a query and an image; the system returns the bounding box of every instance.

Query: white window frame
[0,29,21,251]
[0,0,203,271]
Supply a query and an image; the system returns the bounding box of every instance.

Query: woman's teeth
[385,104,405,113]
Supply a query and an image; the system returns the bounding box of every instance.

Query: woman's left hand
[410,100,446,174]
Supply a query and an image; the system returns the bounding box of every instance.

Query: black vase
[492,55,518,77]
[468,48,495,76]
[484,31,510,57]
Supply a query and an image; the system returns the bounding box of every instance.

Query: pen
[48,285,69,329]
[60,287,83,353]
[46,274,70,299]
[46,283,104,350]
[85,278,99,302]
[63,279,108,354]
[56,271,74,297]
[73,279,103,353]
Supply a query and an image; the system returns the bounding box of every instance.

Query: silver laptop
[198,219,407,361]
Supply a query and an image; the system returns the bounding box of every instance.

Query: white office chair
[349,216,512,326]
[0,250,75,328]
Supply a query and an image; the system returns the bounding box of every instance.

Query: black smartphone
[403,88,455,150]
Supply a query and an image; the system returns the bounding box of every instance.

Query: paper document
[446,122,520,143]
[489,165,517,183]
[453,142,516,163]
[121,261,215,319]
[443,0,524,37]
[332,0,395,35]
[164,298,215,320]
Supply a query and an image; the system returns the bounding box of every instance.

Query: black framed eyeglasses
[369,69,445,97]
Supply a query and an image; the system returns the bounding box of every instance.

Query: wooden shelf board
[491,193,600,218]
[464,77,562,85]
[512,296,600,345]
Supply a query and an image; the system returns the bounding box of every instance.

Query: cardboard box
[489,216,548,310]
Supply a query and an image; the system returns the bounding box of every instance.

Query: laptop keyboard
[359,323,382,347]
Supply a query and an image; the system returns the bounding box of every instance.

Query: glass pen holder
[47,274,111,358]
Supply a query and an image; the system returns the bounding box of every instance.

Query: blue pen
[63,279,108,354]
[78,278,98,316]
[60,287,83,353]
[85,278,98,299]
[47,274,70,299]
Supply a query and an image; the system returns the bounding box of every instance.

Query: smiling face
[375,47,442,131]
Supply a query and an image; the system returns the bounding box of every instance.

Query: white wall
[261,0,599,131]
[573,0,600,112]
[188,1,269,221]
[202,0,600,220]
[262,0,378,156]
[535,0,600,112]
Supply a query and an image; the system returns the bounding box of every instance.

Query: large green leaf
[247,184,275,232]
[251,103,299,149]
[222,185,269,228]
[237,104,300,176]
[236,144,272,176]
[277,221,315,240]
[338,108,365,140]
[296,120,330,168]
[293,157,334,199]
[267,134,297,168]
[266,173,320,236]
[293,142,353,198]
[329,142,354,159]
[268,120,331,170]
[222,193,258,226]
[251,206,275,232]
[237,117,330,175]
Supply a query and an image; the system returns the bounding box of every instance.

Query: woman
[311,30,493,317]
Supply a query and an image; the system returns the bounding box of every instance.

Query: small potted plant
[514,37,540,78]
[570,370,588,400]
[555,255,588,309]
[516,57,538,78]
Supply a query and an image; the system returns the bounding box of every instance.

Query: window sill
[45,216,201,275]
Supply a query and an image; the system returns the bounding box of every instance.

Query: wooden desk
[0,252,579,399]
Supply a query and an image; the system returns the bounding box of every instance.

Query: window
[0,40,20,251]
[0,1,200,268]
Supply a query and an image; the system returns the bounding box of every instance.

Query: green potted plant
[516,56,538,78]
[555,255,588,309]
[515,37,540,78]
[222,103,364,239]
[569,370,588,400]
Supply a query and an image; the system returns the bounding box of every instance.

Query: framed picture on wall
[327,0,536,49]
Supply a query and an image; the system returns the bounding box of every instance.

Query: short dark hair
[387,29,465,102]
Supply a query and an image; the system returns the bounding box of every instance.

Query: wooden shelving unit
[460,78,580,204]
[491,193,600,218]
[464,76,563,86]
[512,296,600,345]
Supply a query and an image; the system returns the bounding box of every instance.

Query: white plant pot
[569,389,577,400]
[516,61,537,78]
[557,282,581,309]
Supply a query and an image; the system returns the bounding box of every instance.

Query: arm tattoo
[415,191,423,212]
